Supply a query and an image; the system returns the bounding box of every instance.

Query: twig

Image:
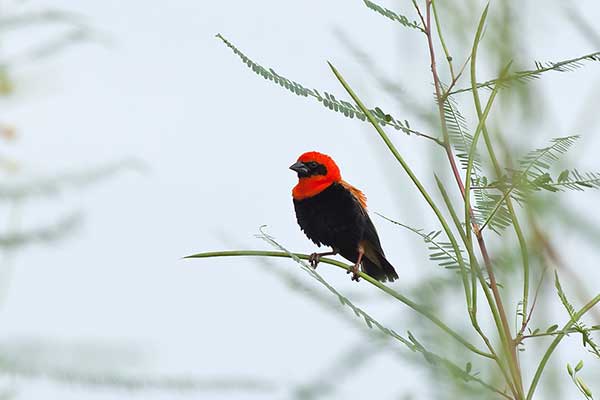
[526,294,600,400]
[185,249,493,358]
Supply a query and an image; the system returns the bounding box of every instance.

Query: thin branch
[526,294,600,400]
[411,0,426,29]
[521,326,600,340]
[449,51,600,95]
[466,5,525,397]
[516,267,547,341]
[185,250,493,358]
[328,61,475,316]
[431,0,455,80]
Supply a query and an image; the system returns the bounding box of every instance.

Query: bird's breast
[293,183,365,250]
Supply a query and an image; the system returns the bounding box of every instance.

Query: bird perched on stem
[290,151,398,282]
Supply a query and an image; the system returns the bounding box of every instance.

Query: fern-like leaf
[473,189,513,233]
[255,230,504,397]
[477,136,580,232]
[555,271,600,358]
[439,92,511,232]
[442,92,480,172]
[377,213,469,271]
[546,169,600,192]
[0,212,81,249]
[518,135,580,179]
[0,160,142,201]
[362,0,424,32]
[215,34,414,133]
[450,52,600,95]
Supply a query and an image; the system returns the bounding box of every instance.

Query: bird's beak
[289,161,309,175]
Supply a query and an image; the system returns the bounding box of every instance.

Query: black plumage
[293,182,398,282]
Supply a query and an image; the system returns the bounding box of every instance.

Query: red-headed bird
[290,151,399,282]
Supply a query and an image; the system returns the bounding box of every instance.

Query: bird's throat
[292,177,335,200]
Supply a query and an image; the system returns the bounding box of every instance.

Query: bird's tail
[362,253,399,283]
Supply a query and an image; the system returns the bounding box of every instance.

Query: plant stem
[521,326,600,340]
[424,4,520,397]
[526,294,600,400]
[467,5,525,398]
[435,177,518,399]
[185,250,493,358]
[328,61,474,315]
[431,0,455,80]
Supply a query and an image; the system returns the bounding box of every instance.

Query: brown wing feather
[339,180,368,211]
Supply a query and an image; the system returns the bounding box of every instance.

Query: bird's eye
[308,161,318,169]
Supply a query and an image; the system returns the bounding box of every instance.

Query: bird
[289,151,399,282]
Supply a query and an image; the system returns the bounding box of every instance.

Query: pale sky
[1,0,600,399]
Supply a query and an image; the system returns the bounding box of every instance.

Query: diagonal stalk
[526,294,600,399]
[435,177,518,398]
[467,5,525,398]
[424,2,521,397]
[185,250,493,358]
[328,62,474,316]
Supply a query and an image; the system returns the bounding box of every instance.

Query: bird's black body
[293,182,398,282]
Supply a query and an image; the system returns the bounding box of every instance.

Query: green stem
[434,176,475,309]
[526,294,600,400]
[435,176,518,398]
[479,127,530,330]
[421,7,521,395]
[521,326,600,340]
[328,61,473,315]
[185,250,493,358]
[431,0,455,80]
[466,5,525,399]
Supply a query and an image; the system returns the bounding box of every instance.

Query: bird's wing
[339,180,384,254]
[339,180,368,211]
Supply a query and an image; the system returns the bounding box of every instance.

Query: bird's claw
[349,263,361,282]
[308,253,320,269]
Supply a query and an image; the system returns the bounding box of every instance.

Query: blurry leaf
[0,9,85,32]
[0,160,144,201]
[0,213,81,249]
[555,271,600,358]
[0,338,275,393]
[0,68,14,95]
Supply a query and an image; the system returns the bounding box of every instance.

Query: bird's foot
[308,253,321,269]
[349,263,360,282]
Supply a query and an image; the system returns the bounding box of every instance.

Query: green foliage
[0,213,80,249]
[187,241,505,397]
[567,360,594,399]
[450,51,600,95]
[555,272,600,358]
[205,2,600,399]
[517,136,580,182]
[474,135,600,233]
[215,34,415,134]
[362,0,424,32]
[377,213,468,272]
[444,94,480,173]
[549,169,600,191]
[0,338,274,393]
[0,160,143,201]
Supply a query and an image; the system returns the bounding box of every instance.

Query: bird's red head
[290,151,342,200]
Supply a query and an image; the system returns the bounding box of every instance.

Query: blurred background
[1,0,600,399]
